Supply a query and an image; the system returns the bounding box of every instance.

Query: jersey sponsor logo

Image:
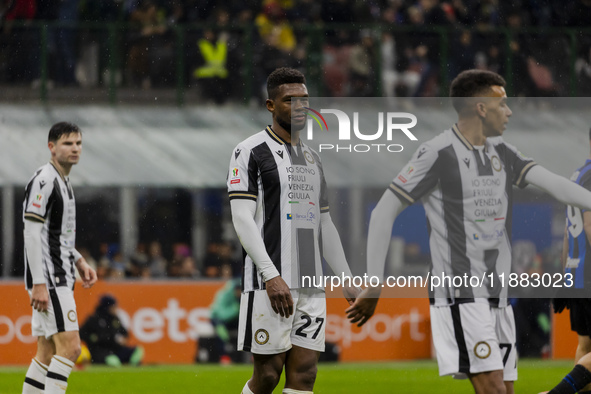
[254,329,269,345]
[67,310,77,322]
[472,226,505,242]
[491,155,502,172]
[474,341,491,359]
[304,151,315,164]
[463,157,470,168]
[32,203,41,208]
[398,175,408,184]
[234,149,241,159]
[290,209,317,224]
[39,180,46,189]
[230,179,240,184]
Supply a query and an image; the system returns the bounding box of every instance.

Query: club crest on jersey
[491,155,502,172]
[474,341,491,359]
[67,310,77,322]
[304,151,315,164]
[254,329,269,345]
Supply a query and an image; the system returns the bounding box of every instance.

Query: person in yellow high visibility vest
[193,29,229,104]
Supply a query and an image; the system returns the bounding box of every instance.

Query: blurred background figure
[208,278,241,364]
[79,295,144,367]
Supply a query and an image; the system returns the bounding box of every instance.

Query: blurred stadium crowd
[1,0,590,99]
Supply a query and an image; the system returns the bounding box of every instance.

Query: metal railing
[1,21,590,105]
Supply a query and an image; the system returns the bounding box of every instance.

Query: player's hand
[76,258,98,289]
[31,283,49,312]
[345,286,382,327]
[342,285,362,306]
[265,276,293,318]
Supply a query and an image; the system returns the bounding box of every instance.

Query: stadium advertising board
[0,281,433,365]
[0,281,576,364]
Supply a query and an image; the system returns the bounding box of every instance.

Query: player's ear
[475,101,487,118]
[48,141,55,153]
[266,98,275,113]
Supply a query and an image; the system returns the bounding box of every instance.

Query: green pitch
[0,359,573,393]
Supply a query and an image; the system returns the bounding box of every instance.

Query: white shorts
[430,303,517,381]
[30,287,79,339]
[238,288,326,354]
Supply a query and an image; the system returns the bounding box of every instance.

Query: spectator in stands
[108,249,129,279]
[193,28,230,104]
[255,1,296,53]
[80,295,144,367]
[576,45,591,95]
[203,241,237,278]
[449,30,477,80]
[147,241,167,277]
[349,29,377,96]
[129,242,149,278]
[126,0,167,88]
[1,0,37,83]
[53,0,78,86]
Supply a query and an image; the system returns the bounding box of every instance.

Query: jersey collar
[266,125,302,148]
[49,160,67,183]
[452,123,474,151]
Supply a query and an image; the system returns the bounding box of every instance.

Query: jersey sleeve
[227,144,258,202]
[24,174,54,223]
[388,142,439,204]
[496,140,537,189]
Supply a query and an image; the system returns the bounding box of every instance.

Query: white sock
[22,358,48,394]
[45,355,74,393]
[242,380,255,394]
[282,389,313,394]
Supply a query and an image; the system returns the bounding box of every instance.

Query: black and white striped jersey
[23,162,77,291]
[228,126,330,292]
[389,125,537,307]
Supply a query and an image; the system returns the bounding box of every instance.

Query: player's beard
[277,115,306,134]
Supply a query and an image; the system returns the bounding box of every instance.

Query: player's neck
[272,122,300,145]
[456,118,486,146]
[50,158,72,177]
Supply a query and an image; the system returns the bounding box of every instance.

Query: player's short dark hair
[450,69,506,113]
[267,67,306,100]
[48,122,81,143]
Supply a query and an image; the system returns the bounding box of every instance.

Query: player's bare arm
[75,257,97,289]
